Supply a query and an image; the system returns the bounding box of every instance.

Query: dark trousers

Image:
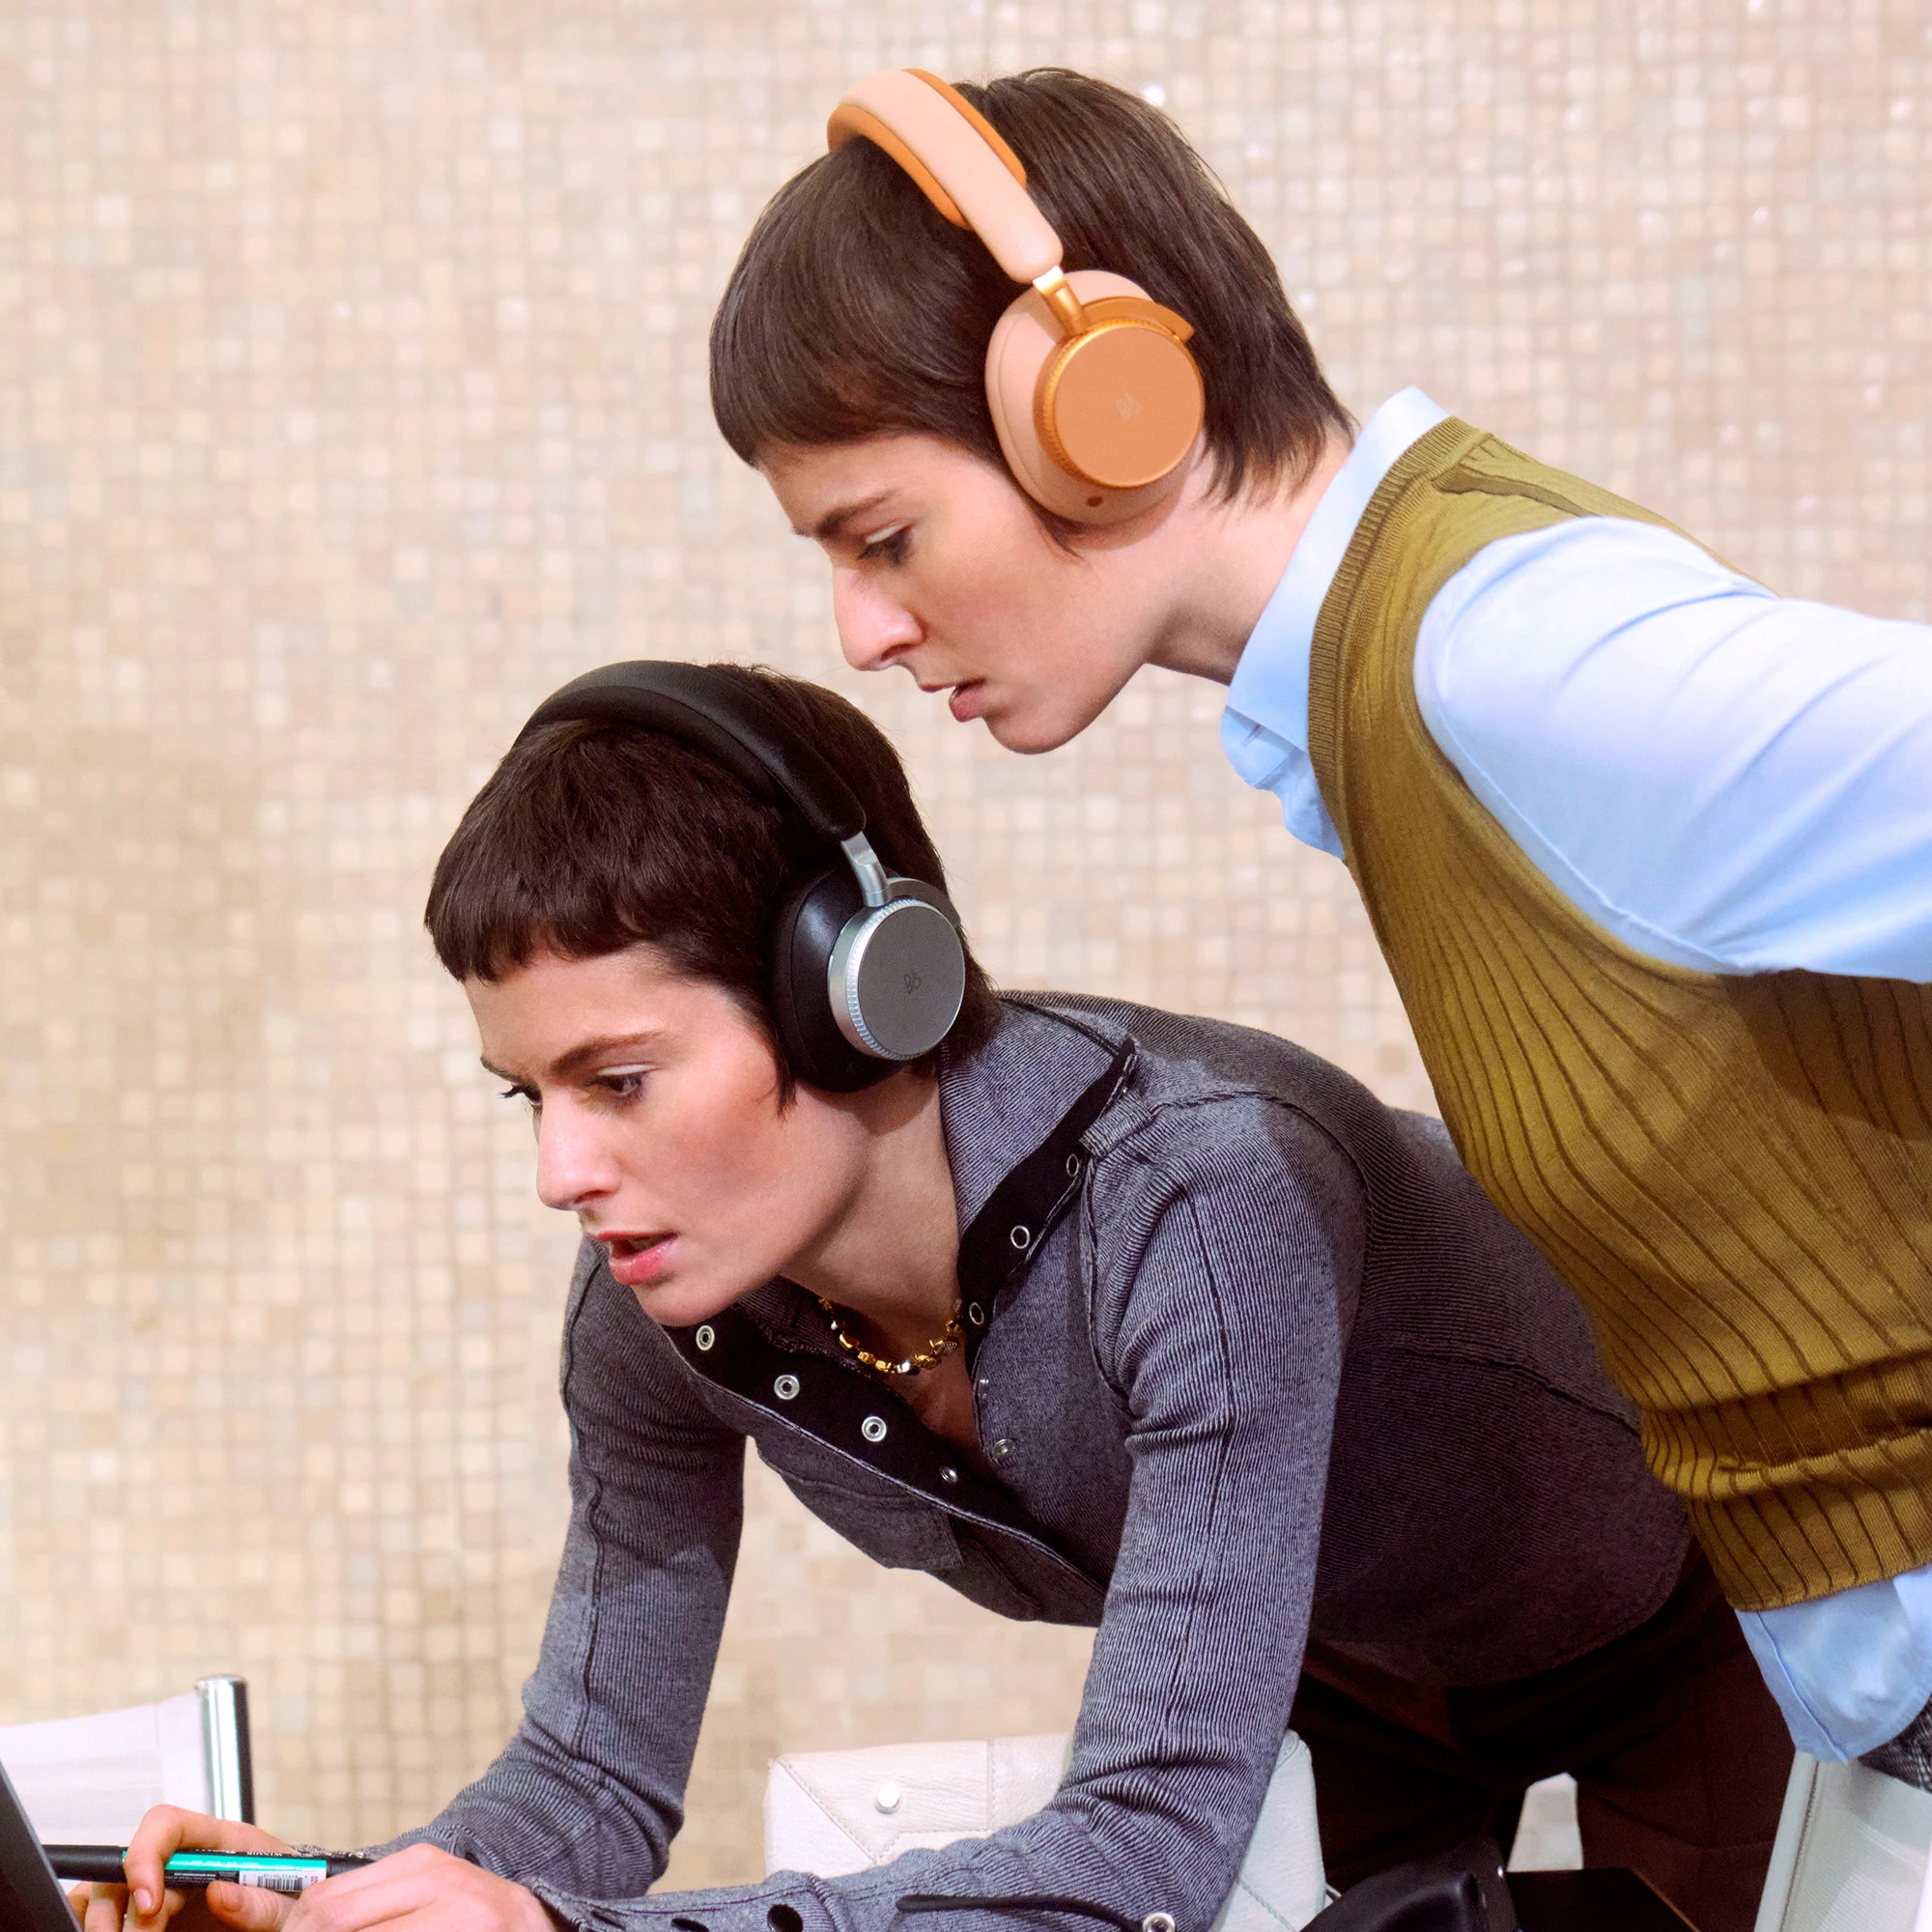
[1290,1551,1792,1932]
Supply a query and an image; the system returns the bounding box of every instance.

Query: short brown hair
[710,69,1350,508]
[425,666,1000,1092]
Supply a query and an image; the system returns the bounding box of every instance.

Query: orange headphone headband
[829,73,1026,224]
[827,70,1206,525]
[829,71,1065,295]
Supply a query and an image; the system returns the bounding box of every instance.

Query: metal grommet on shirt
[1009,1224,1032,1250]
[1142,1916,1176,1932]
[694,1324,716,1352]
[862,1414,888,1443]
[966,1301,985,1327]
[1065,1152,1082,1178]
[938,1464,959,1485]
[773,1373,800,1401]
[990,1437,1014,1461]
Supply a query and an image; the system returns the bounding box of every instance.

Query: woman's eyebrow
[478,1031,665,1086]
[803,492,894,543]
[549,1032,664,1080]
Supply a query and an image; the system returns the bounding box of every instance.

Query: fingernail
[133,1897,152,1918]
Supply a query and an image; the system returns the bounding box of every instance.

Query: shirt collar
[1220,387,1450,807]
[937,995,1132,1233]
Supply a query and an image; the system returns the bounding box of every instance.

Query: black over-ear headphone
[515,661,969,1093]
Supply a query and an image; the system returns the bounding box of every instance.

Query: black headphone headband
[515,660,866,846]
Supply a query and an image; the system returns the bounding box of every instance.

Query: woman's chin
[625,1273,750,1333]
[984,695,1090,757]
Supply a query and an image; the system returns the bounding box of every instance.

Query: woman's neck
[781,1067,961,1359]
[1122,428,1352,688]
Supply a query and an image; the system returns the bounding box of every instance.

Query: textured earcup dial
[829,897,967,1060]
[1037,322,1205,489]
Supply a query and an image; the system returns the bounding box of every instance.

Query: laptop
[0,1757,87,1932]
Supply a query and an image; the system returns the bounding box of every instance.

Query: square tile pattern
[1,0,1925,1885]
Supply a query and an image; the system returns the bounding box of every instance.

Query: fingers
[125,1806,294,1920]
[285,1848,543,1932]
[75,1886,125,1932]
[126,1804,195,1913]
[204,1883,296,1932]
[289,1857,442,1932]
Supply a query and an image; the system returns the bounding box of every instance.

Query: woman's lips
[947,682,985,723]
[601,1233,673,1287]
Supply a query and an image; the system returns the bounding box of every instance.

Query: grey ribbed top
[378,995,1687,1932]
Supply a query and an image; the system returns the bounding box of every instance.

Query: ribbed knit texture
[1306,417,1932,1613]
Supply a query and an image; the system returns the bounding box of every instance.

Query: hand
[68,1806,296,1932]
[267,1848,552,1932]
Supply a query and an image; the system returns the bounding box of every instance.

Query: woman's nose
[832,568,922,671]
[534,1107,618,1214]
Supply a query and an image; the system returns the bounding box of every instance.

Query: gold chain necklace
[817,1295,963,1377]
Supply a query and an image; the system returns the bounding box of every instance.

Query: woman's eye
[857,526,911,566]
[596,1071,648,1103]
[498,1084,539,1114]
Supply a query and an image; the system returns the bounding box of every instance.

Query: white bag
[1753,1752,1932,1932]
[0,1680,251,1842]
[764,1730,1328,1932]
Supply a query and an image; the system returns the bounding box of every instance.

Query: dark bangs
[425,719,810,990]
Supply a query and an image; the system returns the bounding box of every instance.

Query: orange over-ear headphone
[828,70,1206,526]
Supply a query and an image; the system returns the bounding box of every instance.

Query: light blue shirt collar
[1220,387,1451,856]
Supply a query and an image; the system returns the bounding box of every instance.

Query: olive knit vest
[1306,416,1932,1611]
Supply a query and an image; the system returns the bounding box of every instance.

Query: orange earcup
[985,270,1205,525]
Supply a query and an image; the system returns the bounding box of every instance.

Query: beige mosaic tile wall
[3,0,1926,1888]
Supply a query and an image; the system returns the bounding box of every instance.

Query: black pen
[47,1849,371,1894]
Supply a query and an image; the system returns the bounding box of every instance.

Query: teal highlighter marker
[47,1848,370,1894]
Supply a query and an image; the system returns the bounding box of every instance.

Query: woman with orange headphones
[712,51,1932,1903]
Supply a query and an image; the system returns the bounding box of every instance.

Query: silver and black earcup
[829,878,965,1061]
[770,861,966,1092]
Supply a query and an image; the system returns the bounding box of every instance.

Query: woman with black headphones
[95,664,1775,1932]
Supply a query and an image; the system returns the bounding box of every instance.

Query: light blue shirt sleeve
[1412,515,1932,981]
[1738,1573,1932,1760]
